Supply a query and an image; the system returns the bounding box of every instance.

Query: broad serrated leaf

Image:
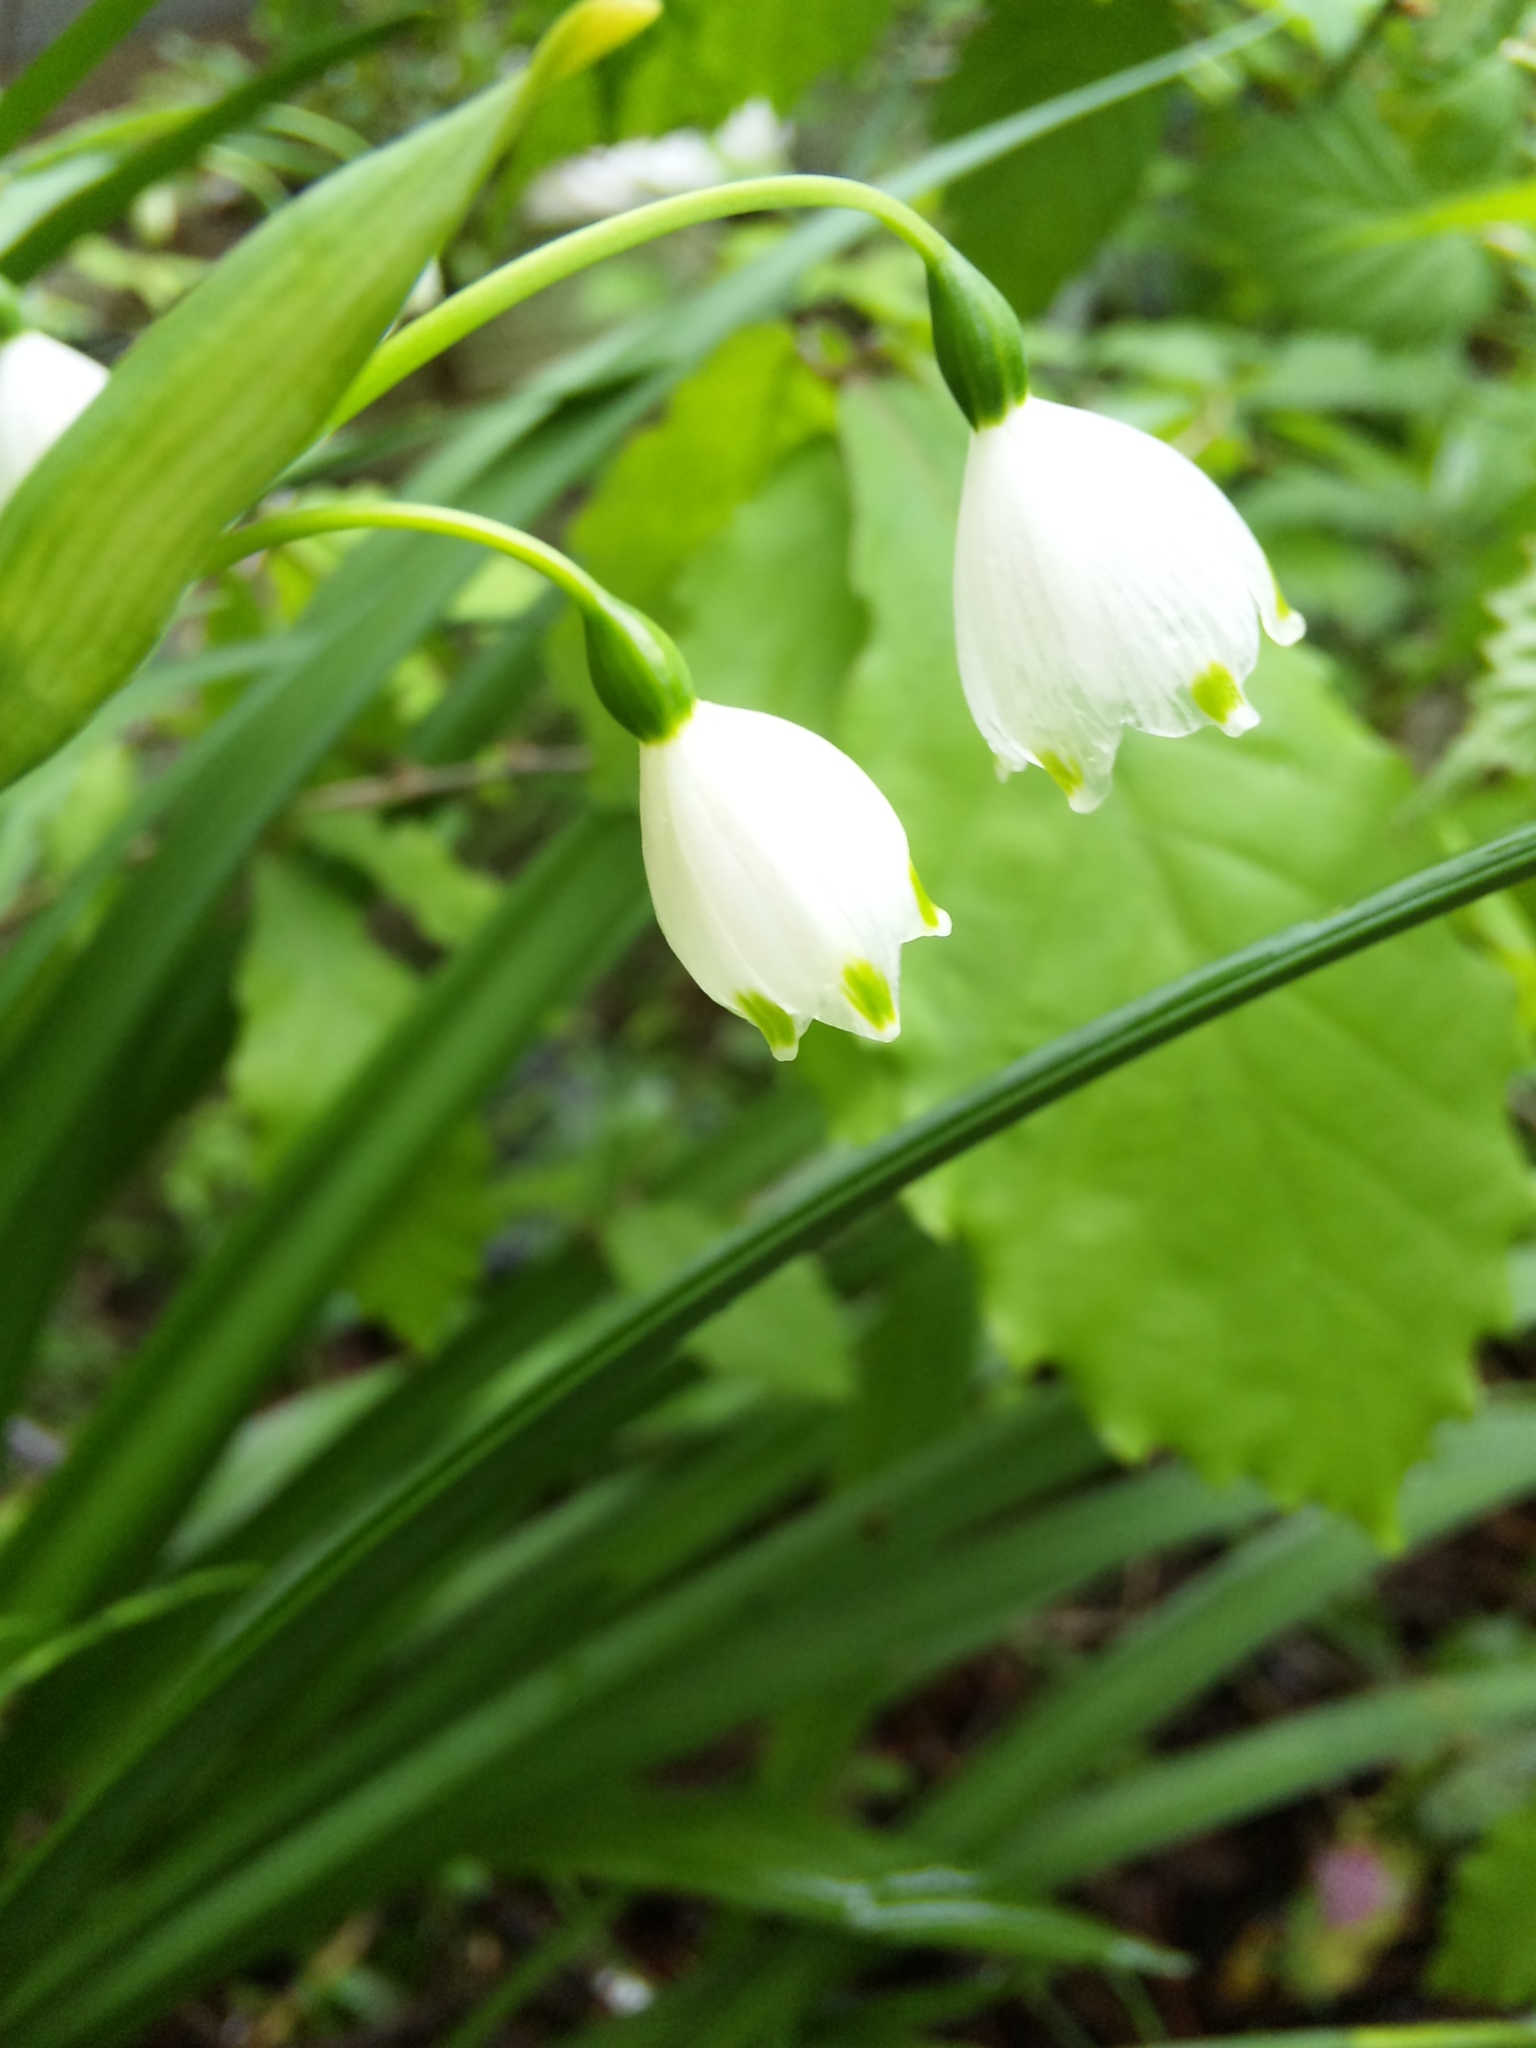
[815,378,1526,1528]
[1434,1793,1536,2003]
[934,0,1179,318]
[1200,88,1498,345]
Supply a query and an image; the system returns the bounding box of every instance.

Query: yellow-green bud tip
[529,0,661,93]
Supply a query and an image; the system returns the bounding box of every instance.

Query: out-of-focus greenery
[8,0,1536,2039]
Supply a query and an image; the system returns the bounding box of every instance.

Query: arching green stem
[331,175,953,429]
[208,499,696,741]
[207,499,606,611]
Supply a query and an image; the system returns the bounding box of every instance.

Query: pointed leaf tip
[529,0,661,93]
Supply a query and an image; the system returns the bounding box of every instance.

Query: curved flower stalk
[211,501,948,1060]
[0,331,107,512]
[953,393,1306,813]
[640,699,949,1061]
[325,144,1297,812]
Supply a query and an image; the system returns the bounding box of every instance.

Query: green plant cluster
[6,0,1536,2039]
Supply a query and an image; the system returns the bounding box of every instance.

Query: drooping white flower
[953,394,1305,813]
[0,331,108,513]
[639,699,949,1060]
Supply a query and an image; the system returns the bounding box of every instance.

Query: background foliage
[7,0,1536,2040]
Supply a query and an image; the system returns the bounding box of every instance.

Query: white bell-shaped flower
[0,331,108,512]
[639,700,949,1060]
[953,394,1305,813]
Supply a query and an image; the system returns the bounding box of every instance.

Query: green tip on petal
[738,990,799,1060]
[1036,750,1085,801]
[910,862,945,932]
[1191,662,1246,728]
[842,960,897,1035]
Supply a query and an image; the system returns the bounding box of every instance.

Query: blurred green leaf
[232,854,494,1348]
[675,440,866,733]
[0,8,638,787]
[0,0,162,159]
[1201,88,1498,344]
[934,0,1179,318]
[299,811,499,950]
[233,856,416,1162]
[606,1201,854,1401]
[522,1789,1185,1972]
[823,377,1526,1529]
[571,322,834,619]
[1435,1793,1536,2003]
[0,16,425,282]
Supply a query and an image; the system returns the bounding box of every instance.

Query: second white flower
[953,394,1304,813]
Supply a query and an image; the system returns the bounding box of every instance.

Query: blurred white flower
[0,331,108,512]
[639,700,948,1060]
[401,258,445,320]
[953,394,1305,812]
[525,97,791,226]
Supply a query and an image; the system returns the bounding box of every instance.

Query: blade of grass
[0,0,162,158]
[0,812,650,1622]
[0,16,426,281]
[920,1395,1536,1854]
[996,1659,1536,1891]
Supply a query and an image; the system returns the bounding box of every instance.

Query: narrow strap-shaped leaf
[0,0,161,159]
[919,1395,1536,1852]
[516,1790,1186,1974]
[0,812,649,1622]
[994,1658,1536,1892]
[0,15,427,282]
[0,380,665,1420]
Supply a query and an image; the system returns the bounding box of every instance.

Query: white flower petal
[0,332,108,513]
[953,395,1305,811]
[639,701,947,1058]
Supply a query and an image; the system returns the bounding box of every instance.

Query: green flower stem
[330,174,951,429]
[207,499,606,616]
[211,500,696,740]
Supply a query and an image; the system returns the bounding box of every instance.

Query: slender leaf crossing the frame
[0,0,163,158]
[0,16,428,282]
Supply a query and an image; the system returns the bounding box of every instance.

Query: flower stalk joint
[926,244,1028,432]
[583,594,697,742]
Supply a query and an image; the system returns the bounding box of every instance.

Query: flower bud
[926,244,1028,432]
[583,595,697,742]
